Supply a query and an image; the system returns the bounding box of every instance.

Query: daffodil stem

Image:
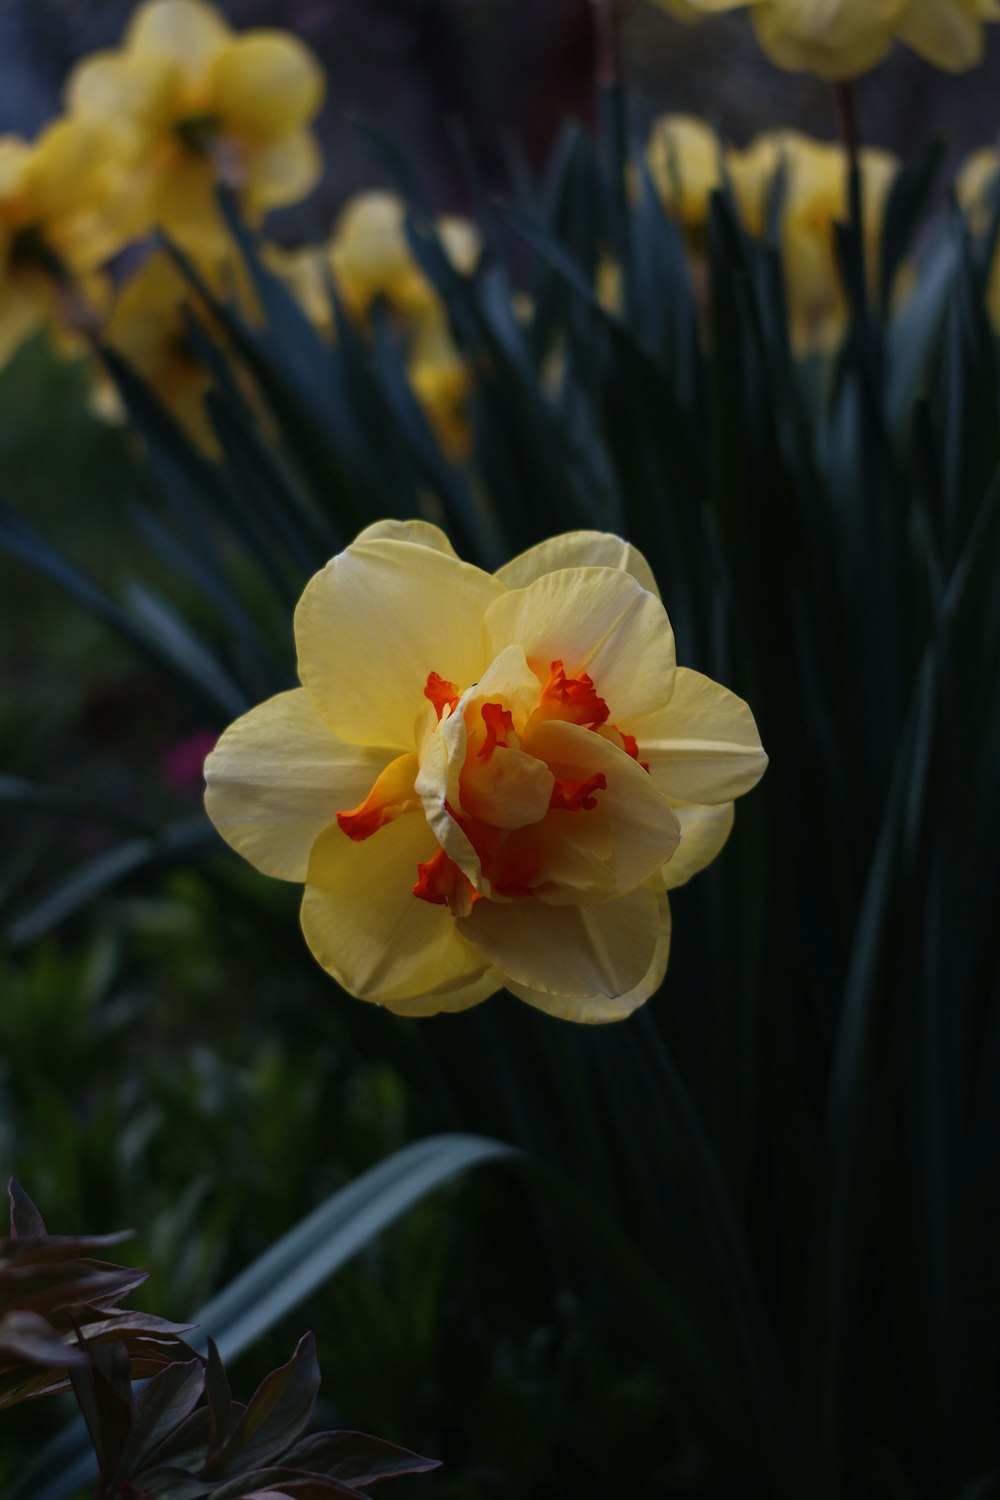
[831,80,860,176]
[832,80,870,331]
[596,0,634,317]
[594,0,626,88]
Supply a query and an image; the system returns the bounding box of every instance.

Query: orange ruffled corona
[204,521,767,1023]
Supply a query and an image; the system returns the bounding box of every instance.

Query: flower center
[174,112,222,157]
[334,656,647,917]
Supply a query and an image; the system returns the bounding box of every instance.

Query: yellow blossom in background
[92,248,256,454]
[0,117,128,367]
[329,191,481,324]
[204,522,766,1022]
[264,240,333,335]
[731,130,898,350]
[406,313,474,461]
[957,148,1000,327]
[650,0,1000,79]
[640,115,898,351]
[267,193,480,463]
[645,114,726,233]
[65,0,324,251]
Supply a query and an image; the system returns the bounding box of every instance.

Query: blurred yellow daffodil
[329,191,481,324]
[0,117,128,367]
[731,129,898,350]
[652,0,1000,79]
[641,116,898,352]
[406,312,474,461]
[92,248,255,454]
[65,0,324,251]
[267,192,480,462]
[957,147,1000,327]
[205,522,766,1021]
[645,114,726,232]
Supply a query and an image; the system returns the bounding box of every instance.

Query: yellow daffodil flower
[65,0,324,251]
[731,130,897,351]
[651,0,1000,78]
[329,191,481,324]
[92,248,255,454]
[263,194,480,334]
[0,117,127,367]
[406,311,473,461]
[645,114,726,231]
[204,522,767,1022]
[266,194,479,462]
[957,147,1000,328]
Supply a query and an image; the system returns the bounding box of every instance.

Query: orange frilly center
[334,657,647,915]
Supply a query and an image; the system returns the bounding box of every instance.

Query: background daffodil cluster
[654,0,1000,78]
[643,113,899,350]
[5,0,1000,458]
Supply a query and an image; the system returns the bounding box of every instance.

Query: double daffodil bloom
[205,523,767,1022]
[653,0,1000,78]
[65,0,324,250]
[0,117,127,367]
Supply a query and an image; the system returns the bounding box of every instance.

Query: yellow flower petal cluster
[204,522,767,1022]
[642,116,897,351]
[957,148,1000,328]
[270,192,480,461]
[0,117,128,366]
[652,0,1000,78]
[92,248,257,453]
[65,0,325,251]
[645,115,726,232]
[733,130,897,350]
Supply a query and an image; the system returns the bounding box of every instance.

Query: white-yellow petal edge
[496,530,661,598]
[504,887,671,1022]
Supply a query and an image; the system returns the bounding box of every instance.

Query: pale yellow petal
[897,0,984,68]
[26,118,112,218]
[294,537,501,750]
[65,51,179,131]
[144,154,224,247]
[505,887,671,1022]
[751,0,899,78]
[387,968,503,1017]
[651,0,752,13]
[495,530,660,598]
[522,719,680,898]
[662,799,734,889]
[302,813,490,1004]
[0,136,31,197]
[0,291,45,368]
[204,688,388,881]
[127,0,231,70]
[458,882,662,999]
[353,518,458,556]
[484,566,675,722]
[246,129,322,212]
[212,33,324,139]
[625,667,767,804]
